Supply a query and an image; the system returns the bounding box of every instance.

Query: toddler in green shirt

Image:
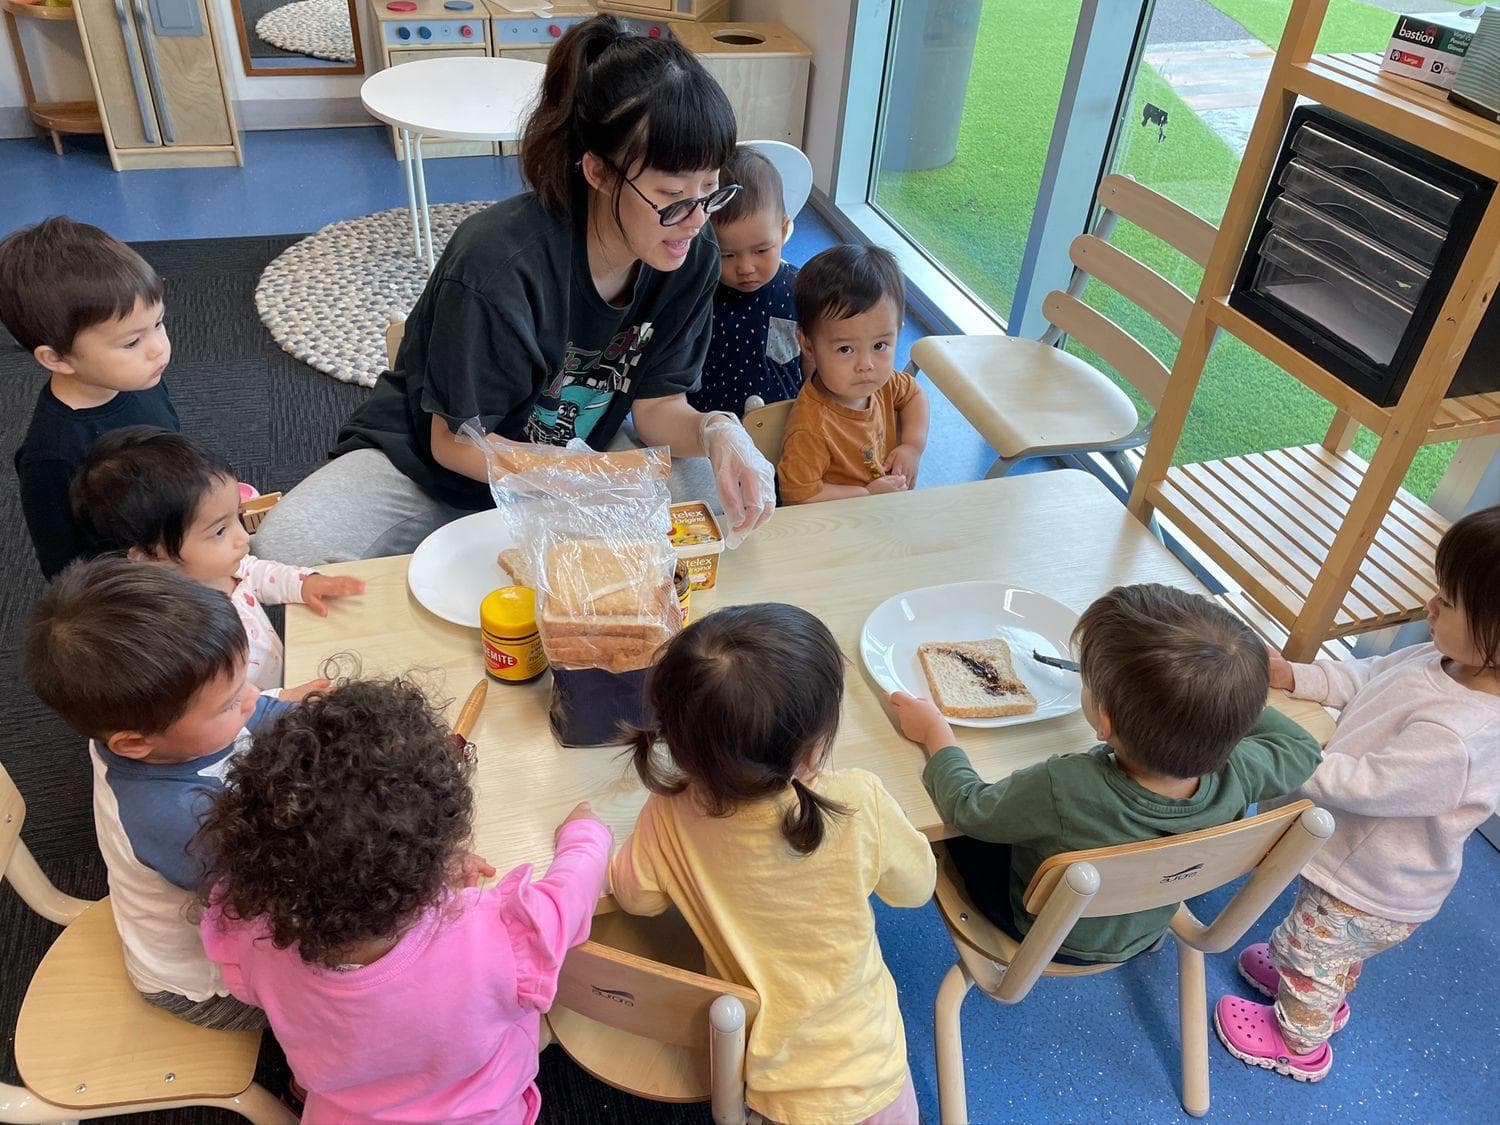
[890,583,1323,964]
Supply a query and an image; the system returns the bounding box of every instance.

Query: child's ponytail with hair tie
[781,777,850,856]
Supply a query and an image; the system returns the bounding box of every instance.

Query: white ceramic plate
[860,581,1082,729]
[407,509,516,628]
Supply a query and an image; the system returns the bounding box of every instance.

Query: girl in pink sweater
[197,678,610,1123]
[1215,506,1500,1082]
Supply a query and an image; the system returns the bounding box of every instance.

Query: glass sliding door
[869,0,1085,321]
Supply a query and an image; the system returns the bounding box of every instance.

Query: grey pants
[253,438,720,568]
[142,989,269,1032]
[251,448,469,567]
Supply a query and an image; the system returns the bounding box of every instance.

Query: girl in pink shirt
[198,678,610,1124]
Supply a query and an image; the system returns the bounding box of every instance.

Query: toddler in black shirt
[0,217,179,577]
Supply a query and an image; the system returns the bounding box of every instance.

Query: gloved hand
[699,411,775,547]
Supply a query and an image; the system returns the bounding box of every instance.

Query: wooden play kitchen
[367,0,811,160]
[3,0,241,169]
[284,472,1333,899]
[1129,0,1500,661]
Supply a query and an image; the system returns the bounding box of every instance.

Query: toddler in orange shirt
[776,245,930,504]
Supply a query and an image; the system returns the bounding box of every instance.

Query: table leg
[401,128,421,262]
[414,133,435,271]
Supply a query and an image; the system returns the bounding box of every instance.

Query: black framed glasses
[611,163,741,226]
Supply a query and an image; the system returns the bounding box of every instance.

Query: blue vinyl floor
[6,125,1498,1123]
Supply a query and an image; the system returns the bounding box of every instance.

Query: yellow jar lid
[480,585,537,636]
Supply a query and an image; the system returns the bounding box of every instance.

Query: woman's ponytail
[518,14,735,215]
[781,778,850,856]
[520,15,628,212]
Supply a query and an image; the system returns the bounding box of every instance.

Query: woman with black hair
[256,15,775,565]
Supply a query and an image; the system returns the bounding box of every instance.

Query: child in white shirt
[72,426,363,694]
[1216,505,1500,1082]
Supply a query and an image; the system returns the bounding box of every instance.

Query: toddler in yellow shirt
[611,603,936,1124]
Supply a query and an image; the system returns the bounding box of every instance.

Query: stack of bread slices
[539,537,681,672]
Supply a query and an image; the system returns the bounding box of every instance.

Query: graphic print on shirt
[526,322,656,445]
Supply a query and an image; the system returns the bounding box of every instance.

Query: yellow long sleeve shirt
[609,767,937,1125]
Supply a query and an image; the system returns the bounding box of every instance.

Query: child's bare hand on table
[886,691,957,759]
[448,851,496,889]
[557,801,606,842]
[280,677,332,704]
[867,473,908,496]
[1266,644,1295,692]
[302,574,366,617]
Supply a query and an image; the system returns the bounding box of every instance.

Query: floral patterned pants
[1270,879,1419,1054]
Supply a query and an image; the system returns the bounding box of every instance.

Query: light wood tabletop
[285,470,1332,901]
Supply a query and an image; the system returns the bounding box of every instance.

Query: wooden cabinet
[598,1,730,20]
[675,22,811,147]
[74,0,240,170]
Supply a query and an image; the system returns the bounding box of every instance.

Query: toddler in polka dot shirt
[71,426,363,698]
[687,146,805,418]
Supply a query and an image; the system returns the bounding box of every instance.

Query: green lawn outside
[875,0,1458,499]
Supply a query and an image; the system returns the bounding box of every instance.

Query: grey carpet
[0,234,708,1122]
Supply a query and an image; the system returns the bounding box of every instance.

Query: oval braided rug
[256,0,358,63]
[256,201,493,388]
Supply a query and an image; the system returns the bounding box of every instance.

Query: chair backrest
[385,319,406,371]
[742,140,813,220]
[742,397,796,465]
[1025,800,1333,950]
[555,911,760,1051]
[0,761,24,881]
[1040,173,1218,410]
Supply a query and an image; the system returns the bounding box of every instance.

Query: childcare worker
[254,15,775,566]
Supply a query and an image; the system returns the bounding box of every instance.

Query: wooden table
[285,470,1332,898]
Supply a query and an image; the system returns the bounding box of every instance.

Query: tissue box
[1381,11,1478,90]
[1450,7,1500,122]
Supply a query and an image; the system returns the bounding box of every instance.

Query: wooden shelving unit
[2,0,102,154]
[1129,0,1500,660]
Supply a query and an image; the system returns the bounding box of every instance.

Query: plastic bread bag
[459,420,681,745]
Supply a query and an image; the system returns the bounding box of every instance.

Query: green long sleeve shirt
[921,707,1324,962]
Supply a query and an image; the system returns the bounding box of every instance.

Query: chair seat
[547,1005,712,1103]
[912,335,1140,459]
[932,845,1118,983]
[15,897,261,1109]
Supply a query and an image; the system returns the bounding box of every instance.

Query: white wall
[735,0,854,194]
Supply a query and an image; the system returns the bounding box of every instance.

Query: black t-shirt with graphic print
[335,188,718,509]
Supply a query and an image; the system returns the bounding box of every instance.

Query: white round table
[361,56,546,269]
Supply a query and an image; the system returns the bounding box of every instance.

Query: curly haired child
[198,678,611,1122]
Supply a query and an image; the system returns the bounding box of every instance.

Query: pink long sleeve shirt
[201,820,611,1123]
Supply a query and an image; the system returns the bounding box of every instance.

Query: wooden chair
[932,800,1334,1121]
[385,318,406,371]
[908,174,1217,488]
[239,492,282,535]
[741,395,795,466]
[0,763,292,1124]
[546,908,760,1125]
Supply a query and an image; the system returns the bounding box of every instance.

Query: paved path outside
[1144,38,1274,157]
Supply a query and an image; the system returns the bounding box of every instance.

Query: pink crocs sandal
[1215,996,1333,1082]
[1238,943,1349,1032]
